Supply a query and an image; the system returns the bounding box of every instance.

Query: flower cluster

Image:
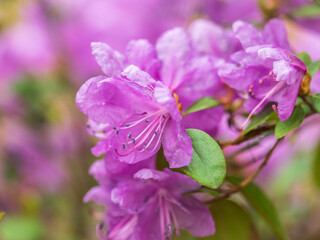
[77,18,309,239]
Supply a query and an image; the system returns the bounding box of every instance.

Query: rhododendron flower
[84,154,155,239]
[218,19,307,124]
[76,64,192,168]
[110,168,215,240]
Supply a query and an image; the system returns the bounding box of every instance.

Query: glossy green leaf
[182,129,226,189]
[274,106,305,139]
[296,52,320,76]
[308,60,320,76]
[227,176,288,240]
[0,215,45,240]
[297,52,312,66]
[292,5,320,17]
[312,140,320,188]
[243,103,276,135]
[308,93,320,113]
[183,97,220,116]
[174,200,253,240]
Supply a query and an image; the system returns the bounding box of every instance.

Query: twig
[206,139,282,203]
[218,125,275,149]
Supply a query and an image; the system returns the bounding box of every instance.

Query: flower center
[113,110,170,158]
[157,189,189,240]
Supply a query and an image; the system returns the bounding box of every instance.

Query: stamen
[272,104,279,114]
[114,111,170,157]
[241,81,285,129]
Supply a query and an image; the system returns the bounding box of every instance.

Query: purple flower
[218,19,307,124]
[84,154,154,240]
[110,168,215,240]
[76,61,192,168]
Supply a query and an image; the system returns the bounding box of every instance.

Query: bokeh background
[0,0,320,239]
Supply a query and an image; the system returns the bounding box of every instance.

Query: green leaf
[296,52,320,76]
[0,215,45,240]
[308,60,320,76]
[297,52,312,66]
[227,176,288,240]
[292,4,320,17]
[312,140,320,188]
[0,213,4,222]
[274,106,305,139]
[182,129,226,189]
[308,93,320,113]
[174,200,253,240]
[183,97,220,116]
[243,103,276,135]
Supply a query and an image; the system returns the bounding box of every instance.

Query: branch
[206,138,282,203]
[218,124,275,149]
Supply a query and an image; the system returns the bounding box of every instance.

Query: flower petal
[134,168,170,181]
[125,39,160,78]
[262,19,290,50]
[175,196,215,237]
[233,20,262,49]
[156,28,192,89]
[162,120,192,168]
[91,42,124,77]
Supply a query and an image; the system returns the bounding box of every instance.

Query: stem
[218,125,275,149]
[206,139,282,203]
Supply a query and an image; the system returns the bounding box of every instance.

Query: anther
[126,123,130,127]
[132,138,136,144]
[143,143,147,148]
[128,132,132,138]
[116,129,119,135]
[113,126,116,130]
[122,144,126,149]
[145,119,149,123]
[162,115,166,119]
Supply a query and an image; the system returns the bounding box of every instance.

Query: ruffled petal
[163,169,201,194]
[83,186,108,205]
[233,20,262,49]
[134,168,170,181]
[174,196,215,237]
[262,19,290,50]
[156,28,192,89]
[125,39,160,78]
[75,76,135,124]
[91,42,125,77]
[188,19,239,58]
[111,181,154,214]
[162,120,192,168]
[277,83,301,121]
